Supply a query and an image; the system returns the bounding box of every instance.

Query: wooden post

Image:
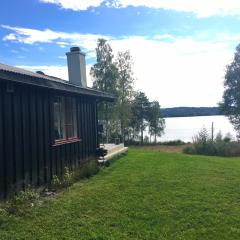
[211,122,214,141]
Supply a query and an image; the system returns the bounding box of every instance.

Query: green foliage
[74,160,99,181]
[104,160,111,167]
[1,162,101,218]
[127,92,165,144]
[50,167,73,191]
[148,101,165,143]
[160,140,186,146]
[115,51,135,142]
[62,167,74,188]
[50,175,62,191]
[50,163,100,192]
[91,39,118,94]
[125,139,186,146]
[91,39,119,142]
[183,129,240,157]
[130,91,150,144]
[2,149,240,239]
[5,188,40,216]
[0,207,8,225]
[220,43,240,139]
[0,208,7,217]
[182,145,195,154]
[91,39,165,144]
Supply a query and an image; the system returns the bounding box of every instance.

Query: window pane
[67,125,74,138]
[60,97,66,139]
[65,97,78,138]
[53,96,65,140]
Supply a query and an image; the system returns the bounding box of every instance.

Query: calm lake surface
[160,115,236,142]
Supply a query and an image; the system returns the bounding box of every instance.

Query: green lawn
[1,148,240,239]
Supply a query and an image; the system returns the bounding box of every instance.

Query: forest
[162,107,221,118]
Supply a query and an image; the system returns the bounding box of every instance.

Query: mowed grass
[1,149,240,239]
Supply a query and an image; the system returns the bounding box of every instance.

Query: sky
[1,1,240,107]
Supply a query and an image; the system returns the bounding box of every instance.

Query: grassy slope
[1,149,240,239]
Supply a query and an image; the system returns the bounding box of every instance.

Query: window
[53,96,79,144]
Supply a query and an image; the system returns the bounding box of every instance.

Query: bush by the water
[183,128,240,157]
[125,139,186,146]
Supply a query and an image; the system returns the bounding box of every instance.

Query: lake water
[160,115,236,142]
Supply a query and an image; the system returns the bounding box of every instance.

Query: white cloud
[17,56,25,59]
[20,47,29,52]
[109,35,234,107]
[109,0,240,18]
[10,50,19,53]
[17,65,69,80]
[3,25,237,107]
[4,33,18,41]
[58,55,66,59]
[39,0,240,17]
[40,0,104,10]
[16,64,92,86]
[1,25,110,51]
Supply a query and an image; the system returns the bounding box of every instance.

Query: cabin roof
[0,63,115,101]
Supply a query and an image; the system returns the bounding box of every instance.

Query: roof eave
[0,71,115,102]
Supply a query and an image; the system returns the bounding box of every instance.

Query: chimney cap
[70,47,81,52]
[36,70,45,75]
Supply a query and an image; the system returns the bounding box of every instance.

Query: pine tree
[148,101,165,143]
[131,91,150,144]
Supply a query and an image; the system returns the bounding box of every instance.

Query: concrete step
[104,147,128,160]
[99,143,128,160]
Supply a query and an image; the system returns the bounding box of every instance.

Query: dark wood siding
[0,80,98,198]
[0,83,5,198]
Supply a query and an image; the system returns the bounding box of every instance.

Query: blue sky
[1,0,240,107]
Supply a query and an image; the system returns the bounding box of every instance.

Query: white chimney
[66,47,87,87]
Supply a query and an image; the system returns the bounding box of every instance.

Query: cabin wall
[0,80,98,198]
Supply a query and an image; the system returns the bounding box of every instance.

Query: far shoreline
[164,114,224,118]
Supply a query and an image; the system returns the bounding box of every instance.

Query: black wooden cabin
[0,47,114,198]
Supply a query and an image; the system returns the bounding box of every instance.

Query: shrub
[74,160,99,181]
[50,175,62,191]
[50,162,100,191]
[62,167,74,188]
[50,167,74,191]
[3,162,102,216]
[104,160,111,167]
[0,207,8,225]
[183,145,195,154]
[183,129,240,157]
[5,188,40,215]
[160,140,186,146]
[125,139,186,146]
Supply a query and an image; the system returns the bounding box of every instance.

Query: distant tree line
[162,107,221,118]
[90,39,165,144]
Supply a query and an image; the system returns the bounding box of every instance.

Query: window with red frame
[53,96,78,142]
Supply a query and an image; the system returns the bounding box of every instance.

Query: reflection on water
[160,115,236,142]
